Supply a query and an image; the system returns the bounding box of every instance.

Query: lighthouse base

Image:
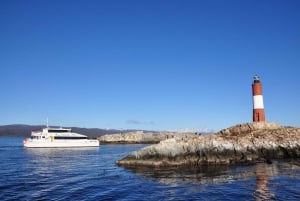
[253,109,265,122]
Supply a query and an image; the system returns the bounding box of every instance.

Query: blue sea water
[0,137,300,201]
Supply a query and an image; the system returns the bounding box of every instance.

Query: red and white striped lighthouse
[252,75,265,122]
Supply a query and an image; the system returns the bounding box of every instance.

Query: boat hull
[23,139,99,148]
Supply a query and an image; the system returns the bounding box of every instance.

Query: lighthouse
[252,75,265,122]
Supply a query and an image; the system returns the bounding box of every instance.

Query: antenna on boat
[46,117,49,128]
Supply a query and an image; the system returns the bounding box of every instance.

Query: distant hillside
[0,124,142,138]
[0,125,43,137]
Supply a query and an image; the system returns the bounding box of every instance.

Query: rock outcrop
[117,122,300,167]
[98,131,195,144]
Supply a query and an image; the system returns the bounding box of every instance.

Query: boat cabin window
[54,136,87,140]
[48,129,71,133]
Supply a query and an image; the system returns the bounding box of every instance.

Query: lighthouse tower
[252,75,265,122]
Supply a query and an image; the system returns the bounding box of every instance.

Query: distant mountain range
[0,124,143,138]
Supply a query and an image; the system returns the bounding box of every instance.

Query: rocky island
[117,122,300,167]
[98,131,195,144]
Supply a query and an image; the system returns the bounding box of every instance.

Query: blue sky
[1,0,299,131]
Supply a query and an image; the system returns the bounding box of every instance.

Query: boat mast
[46,117,49,128]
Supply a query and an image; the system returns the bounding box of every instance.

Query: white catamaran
[23,126,99,148]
